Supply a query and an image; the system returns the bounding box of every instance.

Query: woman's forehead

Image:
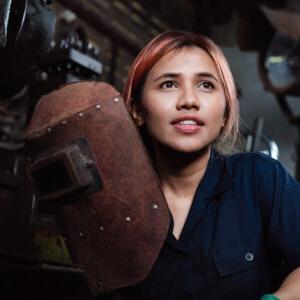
[146,46,219,80]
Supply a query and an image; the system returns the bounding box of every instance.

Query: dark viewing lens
[31,160,72,195]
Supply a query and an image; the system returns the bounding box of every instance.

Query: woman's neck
[154,145,211,199]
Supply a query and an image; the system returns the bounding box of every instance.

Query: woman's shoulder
[222,151,289,179]
[218,150,300,198]
[225,150,273,161]
[224,150,277,166]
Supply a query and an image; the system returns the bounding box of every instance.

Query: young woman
[119,31,300,300]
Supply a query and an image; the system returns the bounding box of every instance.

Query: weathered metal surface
[27,82,117,135]
[26,81,170,294]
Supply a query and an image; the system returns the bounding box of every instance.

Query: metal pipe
[250,116,264,152]
[0,0,12,47]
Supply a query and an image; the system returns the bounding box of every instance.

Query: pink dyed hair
[123,30,240,151]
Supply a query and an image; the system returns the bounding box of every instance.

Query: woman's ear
[222,117,226,128]
[222,108,228,128]
[131,103,144,126]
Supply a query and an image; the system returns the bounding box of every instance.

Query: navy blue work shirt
[119,150,300,300]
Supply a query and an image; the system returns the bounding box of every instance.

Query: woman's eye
[201,81,215,90]
[160,80,176,89]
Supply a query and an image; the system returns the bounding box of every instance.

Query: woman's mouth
[171,118,204,134]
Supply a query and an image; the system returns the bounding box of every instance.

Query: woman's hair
[122,30,240,153]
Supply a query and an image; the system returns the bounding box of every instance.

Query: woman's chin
[156,141,211,156]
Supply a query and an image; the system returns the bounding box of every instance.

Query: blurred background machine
[0,1,103,299]
[1,0,300,299]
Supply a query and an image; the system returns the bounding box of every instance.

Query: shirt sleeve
[256,154,300,271]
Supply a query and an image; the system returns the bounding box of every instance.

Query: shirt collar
[197,148,235,200]
[166,148,235,248]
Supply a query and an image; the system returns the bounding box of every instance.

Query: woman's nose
[176,87,200,110]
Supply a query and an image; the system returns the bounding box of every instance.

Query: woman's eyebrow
[153,72,218,82]
[153,73,180,82]
[196,72,218,81]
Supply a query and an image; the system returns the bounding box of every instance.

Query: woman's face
[134,46,226,154]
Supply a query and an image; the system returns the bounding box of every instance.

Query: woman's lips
[171,117,204,134]
[173,123,201,133]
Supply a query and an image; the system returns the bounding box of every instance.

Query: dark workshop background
[1,0,300,177]
[1,1,300,299]
[52,0,300,177]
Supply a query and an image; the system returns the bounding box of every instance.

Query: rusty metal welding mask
[25,81,169,294]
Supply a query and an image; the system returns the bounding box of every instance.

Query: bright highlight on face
[132,46,227,154]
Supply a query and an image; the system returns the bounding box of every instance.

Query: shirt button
[245,252,254,261]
